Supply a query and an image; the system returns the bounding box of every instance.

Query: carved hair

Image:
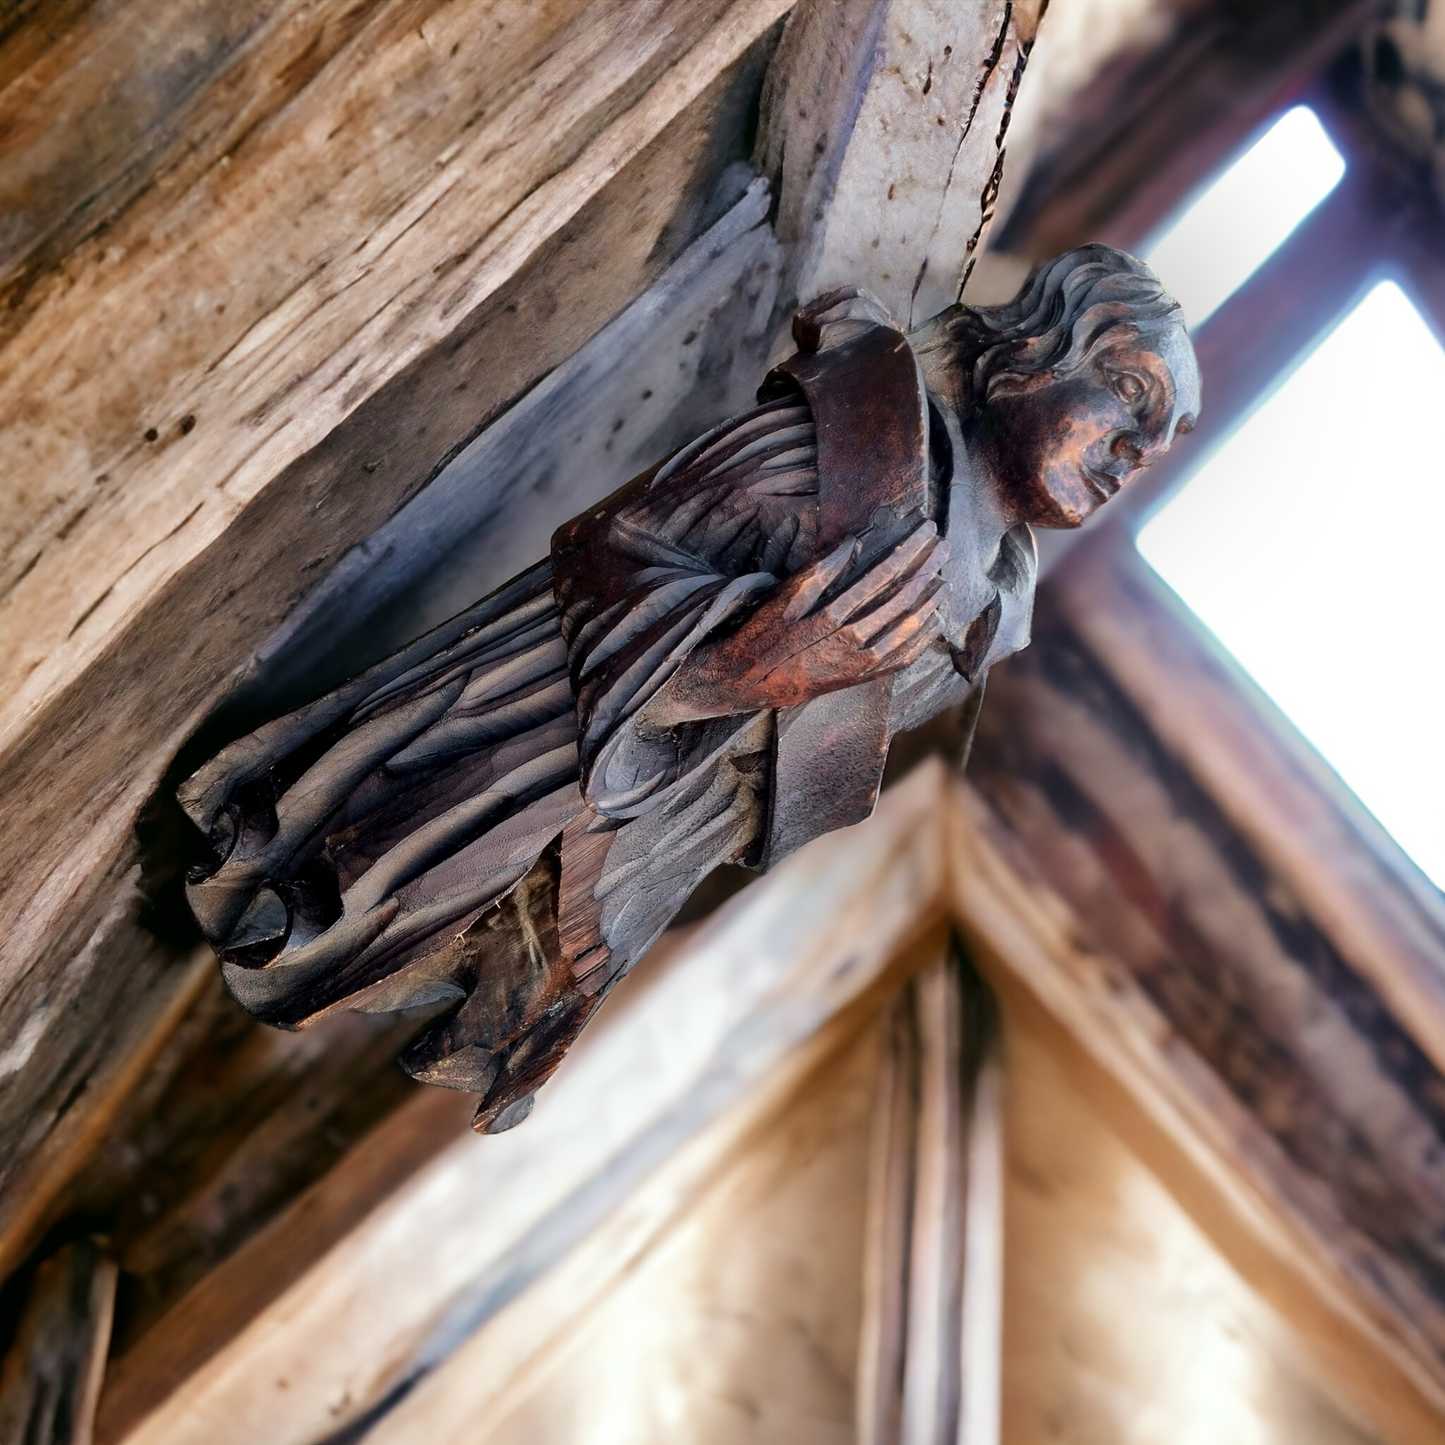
[927,243,1185,405]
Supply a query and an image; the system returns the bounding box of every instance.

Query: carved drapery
[179,248,1198,1131]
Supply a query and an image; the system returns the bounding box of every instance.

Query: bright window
[1139,280,1445,887]
[1144,107,1346,328]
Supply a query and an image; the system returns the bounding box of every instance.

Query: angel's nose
[1112,434,1146,467]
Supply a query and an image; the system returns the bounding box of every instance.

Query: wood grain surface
[110,763,946,1445]
[0,1238,117,1445]
[0,0,793,1262]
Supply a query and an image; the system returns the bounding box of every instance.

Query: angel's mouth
[1081,463,1123,501]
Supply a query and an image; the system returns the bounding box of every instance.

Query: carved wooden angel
[179,244,1200,1132]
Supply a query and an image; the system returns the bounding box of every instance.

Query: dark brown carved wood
[178,246,1200,1131]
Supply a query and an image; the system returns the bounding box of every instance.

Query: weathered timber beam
[231,177,782,719]
[0,1237,117,1445]
[44,968,443,1358]
[86,720,1445,1445]
[0,0,780,637]
[996,0,1384,262]
[95,1084,475,1444]
[957,567,1445,1436]
[0,0,792,1254]
[0,950,210,1289]
[0,0,339,312]
[1051,541,1445,1077]
[758,0,1046,330]
[856,939,1004,1445]
[108,762,948,1445]
[352,943,905,1445]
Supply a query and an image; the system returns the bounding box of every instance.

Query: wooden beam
[50,971,444,1358]
[110,763,947,1445]
[1048,541,1445,1079]
[0,1,348,309]
[0,952,211,1289]
[0,1238,118,1445]
[0,0,792,1244]
[95,1087,474,1445]
[857,984,918,1445]
[996,0,1384,262]
[857,939,1004,1445]
[757,0,1046,329]
[958,1046,1003,1445]
[355,946,892,1445]
[956,573,1445,1435]
[0,0,783,674]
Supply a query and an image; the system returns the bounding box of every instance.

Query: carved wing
[178,561,583,1028]
[552,394,822,821]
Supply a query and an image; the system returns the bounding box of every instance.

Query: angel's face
[973,325,1201,529]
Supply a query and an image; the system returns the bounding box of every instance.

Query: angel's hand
[650,522,948,722]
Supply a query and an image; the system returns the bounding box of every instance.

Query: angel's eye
[1111,372,1146,405]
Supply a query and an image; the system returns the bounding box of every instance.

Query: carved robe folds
[179,297,1035,1131]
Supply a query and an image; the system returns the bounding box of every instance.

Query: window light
[1145,107,1346,328]
[1139,280,1445,888]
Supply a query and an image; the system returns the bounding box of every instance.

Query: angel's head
[920,244,1201,528]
